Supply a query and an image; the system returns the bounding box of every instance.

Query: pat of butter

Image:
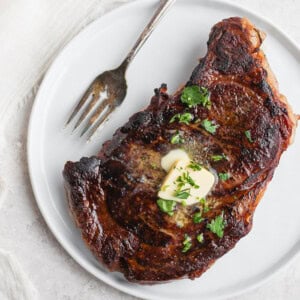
[158,159,215,206]
[161,149,190,172]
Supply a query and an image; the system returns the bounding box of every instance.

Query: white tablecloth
[0,0,299,299]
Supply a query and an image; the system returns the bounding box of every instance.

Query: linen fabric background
[0,0,299,299]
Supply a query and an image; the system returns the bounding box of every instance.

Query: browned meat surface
[63,17,296,283]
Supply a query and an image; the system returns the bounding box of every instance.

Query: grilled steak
[63,17,297,283]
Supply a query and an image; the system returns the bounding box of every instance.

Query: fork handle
[120,0,176,71]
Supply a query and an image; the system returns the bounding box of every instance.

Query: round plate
[27,0,300,299]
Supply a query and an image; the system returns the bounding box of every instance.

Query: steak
[63,17,297,283]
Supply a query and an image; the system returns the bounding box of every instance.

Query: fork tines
[66,81,114,140]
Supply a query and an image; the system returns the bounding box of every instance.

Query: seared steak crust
[63,18,296,283]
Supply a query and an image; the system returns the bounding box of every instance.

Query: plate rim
[27,0,300,299]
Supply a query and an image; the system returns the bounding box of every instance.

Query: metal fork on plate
[66,0,175,140]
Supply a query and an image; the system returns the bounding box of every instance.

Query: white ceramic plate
[27,0,300,299]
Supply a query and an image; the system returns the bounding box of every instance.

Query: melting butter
[161,149,190,172]
[159,152,215,205]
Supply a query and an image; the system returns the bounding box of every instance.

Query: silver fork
[66,0,176,140]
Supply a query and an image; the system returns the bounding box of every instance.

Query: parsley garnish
[201,119,219,134]
[196,233,204,243]
[199,197,210,213]
[174,172,199,202]
[157,199,176,216]
[181,200,187,206]
[170,131,184,144]
[245,130,253,143]
[218,173,230,181]
[181,86,210,108]
[193,212,204,224]
[211,154,227,162]
[170,112,194,125]
[176,172,199,189]
[169,114,179,123]
[188,161,202,171]
[174,188,190,199]
[182,234,192,253]
[206,212,226,238]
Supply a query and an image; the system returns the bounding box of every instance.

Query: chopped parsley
[196,233,204,244]
[174,188,190,199]
[181,86,211,108]
[188,161,202,171]
[174,172,199,202]
[206,212,226,238]
[170,112,194,125]
[176,171,199,189]
[218,172,230,181]
[169,114,179,123]
[157,199,176,216]
[211,154,227,162]
[170,131,184,144]
[201,119,219,134]
[193,212,204,224]
[245,130,253,143]
[199,197,210,213]
[182,234,192,253]
[181,199,187,206]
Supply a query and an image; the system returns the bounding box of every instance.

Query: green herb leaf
[170,112,194,125]
[179,112,194,124]
[174,188,190,199]
[157,199,176,216]
[181,86,211,108]
[170,131,184,144]
[201,119,219,134]
[211,154,227,162]
[245,130,253,143]
[182,234,192,253]
[169,114,180,123]
[196,233,204,244]
[193,212,204,224]
[199,198,206,205]
[186,174,197,187]
[176,172,199,189]
[199,197,210,213]
[218,172,230,181]
[203,205,210,213]
[206,212,226,238]
[188,161,202,171]
[181,200,187,206]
